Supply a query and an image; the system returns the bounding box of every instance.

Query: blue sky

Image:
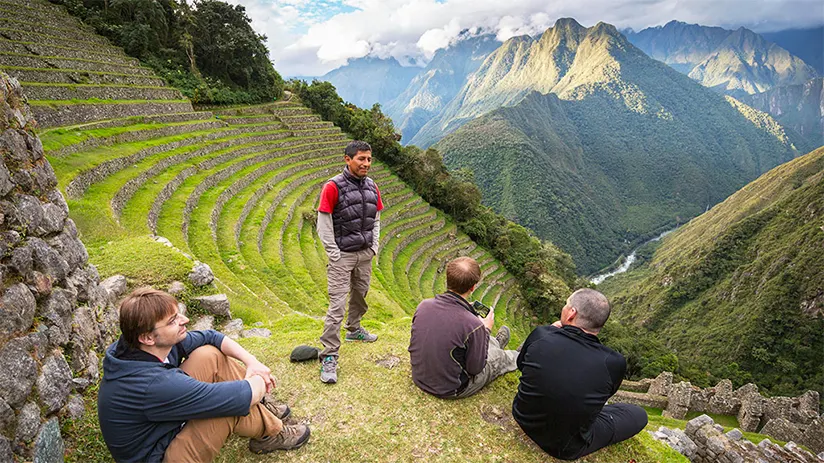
[225,0,824,76]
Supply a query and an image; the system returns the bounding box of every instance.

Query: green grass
[41,119,218,152]
[30,98,190,107]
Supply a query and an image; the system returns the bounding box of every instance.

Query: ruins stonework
[0,72,120,461]
[615,371,824,453]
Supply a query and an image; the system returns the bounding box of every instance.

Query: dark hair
[119,287,178,346]
[568,288,611,332]
[345,140,372,158]
[446,257,481,294]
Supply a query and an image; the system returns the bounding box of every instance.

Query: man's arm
[464,324,490,376]
[371,210,380,256]
[220,336,276,393]
[145,370,258,421]
[318,212,340,261]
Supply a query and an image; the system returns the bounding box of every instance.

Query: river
[591,228,678,285]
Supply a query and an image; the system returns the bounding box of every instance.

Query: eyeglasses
[152,313,180,331]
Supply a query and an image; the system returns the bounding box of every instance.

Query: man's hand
[244,360,277,393]
[480,309,494,332]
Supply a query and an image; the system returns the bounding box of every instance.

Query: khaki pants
[320,248,374,359]
[454,336,518,398]
[163,346,283,463]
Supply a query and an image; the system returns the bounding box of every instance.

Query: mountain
[411,18,592,147]
[385,34,500,143]
[600,146,824,396]
[689,27,818,97]
[316,57,420,109]
[761,26,824,75]
[624,20,730,74]
[739,77,824,151]
[625,21,818,97]
[430,19,798,272]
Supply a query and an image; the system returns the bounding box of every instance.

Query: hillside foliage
[50,0,284,105]
[600,147,824,397]
[288,79,580,318]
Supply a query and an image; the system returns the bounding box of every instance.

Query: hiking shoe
[248,424,311,453]
[320,356,337,384]
[495,326,511,349]
[261,393,291,420]
[345,327,378,342]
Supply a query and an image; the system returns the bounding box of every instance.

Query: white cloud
[227,0,824,76]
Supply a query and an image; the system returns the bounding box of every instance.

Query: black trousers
[564,403,648,460]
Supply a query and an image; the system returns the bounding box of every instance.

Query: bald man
[512,289,647,460]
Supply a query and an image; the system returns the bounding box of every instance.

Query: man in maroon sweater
[408,257,518,398]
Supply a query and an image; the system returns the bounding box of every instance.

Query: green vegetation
[50,0,284,104]
[289,79,580,320]
[601,147,824,397]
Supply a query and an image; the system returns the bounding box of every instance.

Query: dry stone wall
[616,371,824,453]
[0,73,117,462]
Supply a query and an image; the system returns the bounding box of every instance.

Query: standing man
[98,288,310,462]
[316,140,383,384]
[512,289,647,461]
[408,256,518,398]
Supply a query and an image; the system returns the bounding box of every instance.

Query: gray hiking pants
[319,248,374,359]
[454,336,519,398]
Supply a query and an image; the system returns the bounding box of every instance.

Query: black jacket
[512,324,626,460]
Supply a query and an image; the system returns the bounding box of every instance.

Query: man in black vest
[316,140,384,384]
[512,289,647,460]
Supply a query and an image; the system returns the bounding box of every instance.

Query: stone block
[36,203,66,236]
[802,417,824,454]
[69,306,97,373]
[10,243,33,276]
[15,401,40,443]
[46,228,88,272]
[798,391,820,415]
[64,395,85,420]
[33,418,63,463]
[762,418,804,443]
[0,283,36,338]
[36,353,72,415]
[39,288,74,347]
[29,237,70,283]
[725,428,743,441]
[686,414,715,437]
[0,159,12,197]
[0,435,10,462]
[763,396,794,427]
[189,262,215,287]
[0,337,36,407]
[168,281,186,295]
[177,302,187,316]
[241,328,272,338]
[664,381,692,419]
[0,398,12,430]
[192,294,231,318]
[648,371,674,396]
[223,318,243,339]
[192,315,214,331]
[737,393,763,432]
[100,274,128,302]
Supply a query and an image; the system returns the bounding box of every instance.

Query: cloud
[227,0,824,76]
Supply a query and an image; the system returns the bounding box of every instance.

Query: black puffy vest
[330,167,379,252]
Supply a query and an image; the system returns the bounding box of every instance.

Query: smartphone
[472,300,491,318]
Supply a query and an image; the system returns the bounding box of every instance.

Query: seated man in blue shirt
[98,288,310,462]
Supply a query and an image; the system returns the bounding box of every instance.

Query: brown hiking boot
[249,424,311,454]
[260,393,290,420]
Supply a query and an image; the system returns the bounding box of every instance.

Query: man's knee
[186,345,222,362]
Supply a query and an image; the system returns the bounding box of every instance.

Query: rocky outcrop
[0,72,116,460]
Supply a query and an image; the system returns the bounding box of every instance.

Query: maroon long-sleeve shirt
[408,292,490,397]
